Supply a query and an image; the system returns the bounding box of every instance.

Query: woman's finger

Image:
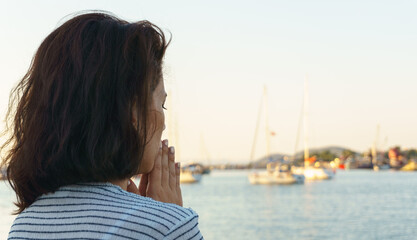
[175,162,181,188]
[149,145,162,187]
[168,147,176,190]
[160,139,169,186]
[175,163,183,206]
[138,174,149,196]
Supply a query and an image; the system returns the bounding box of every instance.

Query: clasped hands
[127,139,183,206]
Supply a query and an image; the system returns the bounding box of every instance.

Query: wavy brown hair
[1,12,169,214]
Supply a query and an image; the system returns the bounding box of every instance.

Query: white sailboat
[372,125,390,171]
[249,162,305,184]
[248,86,304,185]
[291,77,334,180]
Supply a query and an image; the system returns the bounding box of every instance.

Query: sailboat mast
[249,88,264,162]
[200,133,211,165]
[264,86,271,161]
[303,76,310,166]
[372,124,380,165]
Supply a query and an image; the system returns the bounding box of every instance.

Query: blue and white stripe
[8,183,203,240]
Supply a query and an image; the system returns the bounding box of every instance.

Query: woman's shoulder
[9,183,203,240]
[60,183,203,239]
[60,182,199,222]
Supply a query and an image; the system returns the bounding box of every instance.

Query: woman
[3,12,203,239]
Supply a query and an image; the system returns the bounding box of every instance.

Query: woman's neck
[110,178,129,191]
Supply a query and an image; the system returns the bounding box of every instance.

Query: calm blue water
[1,170,417,239]
[182,170,417,240]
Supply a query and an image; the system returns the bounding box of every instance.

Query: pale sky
[1,0,416,163]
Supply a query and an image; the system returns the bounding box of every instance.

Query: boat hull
[292,167,334,180]
[401,161,417,171]
[248,171,304,185]
[180,171,202,183]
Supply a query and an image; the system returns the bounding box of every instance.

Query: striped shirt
[8,182,203,240]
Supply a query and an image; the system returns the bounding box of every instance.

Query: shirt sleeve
[163,211,203,240]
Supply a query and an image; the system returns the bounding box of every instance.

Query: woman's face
[139,80,167,173]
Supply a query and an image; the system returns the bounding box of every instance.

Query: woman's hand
[127,139,183,206]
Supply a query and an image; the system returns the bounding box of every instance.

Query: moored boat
[249,163,304,185]
[180,164,203,183]
[400,160,417,171]
[247,86,303,185]
[292,166,333,180]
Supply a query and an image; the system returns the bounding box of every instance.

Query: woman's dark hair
[1,12,169,214]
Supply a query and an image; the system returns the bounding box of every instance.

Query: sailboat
[249,162,305,184]
[248,86,305,185]
[291,77,334,180]
[372,125,390,171]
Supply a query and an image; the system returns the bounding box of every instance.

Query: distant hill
[250,146,358,168]
[250,153,288,168]
[295,146,359,159]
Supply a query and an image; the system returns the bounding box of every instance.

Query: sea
[1,170,417,240]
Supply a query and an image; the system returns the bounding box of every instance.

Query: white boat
[180,164,202,183]
[292,166,334,180]
[249,163,304,184]
[248,86,304,185]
